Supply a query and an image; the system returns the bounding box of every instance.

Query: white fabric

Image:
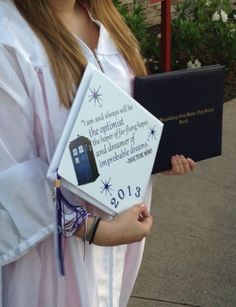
[0,1,152,306]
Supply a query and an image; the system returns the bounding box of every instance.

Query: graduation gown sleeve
[0,44,54,266]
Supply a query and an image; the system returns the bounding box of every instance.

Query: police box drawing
[69,135,99,186]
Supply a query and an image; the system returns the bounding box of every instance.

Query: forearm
[74,204,153,246]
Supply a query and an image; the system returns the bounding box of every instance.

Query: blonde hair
[13,0,147,107]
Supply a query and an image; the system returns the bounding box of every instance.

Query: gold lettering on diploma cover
[159,107,215,125]
[179,119,188,125]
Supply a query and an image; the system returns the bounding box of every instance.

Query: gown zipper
[94,50,104,73]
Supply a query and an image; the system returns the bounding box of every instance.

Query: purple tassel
[55,174,89,276]
[55,185,64,275]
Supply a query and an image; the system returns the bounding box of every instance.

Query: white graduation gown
[0,1,152,306]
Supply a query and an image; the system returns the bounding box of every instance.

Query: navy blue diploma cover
[134,65,225,173]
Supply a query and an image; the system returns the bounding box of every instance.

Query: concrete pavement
[128,99,236,307]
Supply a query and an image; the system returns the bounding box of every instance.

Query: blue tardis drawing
[69,136,99,186]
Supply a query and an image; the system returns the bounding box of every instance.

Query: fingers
[133,203,151,218]
[187,157,196,171]
[164,155,185,175]
[141,211,153,228]
[179,155,191,173]
[133,204,153,237]
[171,155,182,174]
[163,155,196,176]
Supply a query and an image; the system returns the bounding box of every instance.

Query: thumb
[133,203,145,213]
[133,203,151,220]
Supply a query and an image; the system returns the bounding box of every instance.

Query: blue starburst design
[148,126,158,140]
[88,86,103,107]
[100,178,113,196]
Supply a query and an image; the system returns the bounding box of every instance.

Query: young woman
[0,1,195,306]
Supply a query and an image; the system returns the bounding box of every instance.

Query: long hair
[13,0,147,107]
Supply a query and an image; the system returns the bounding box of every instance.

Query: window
[73,148,78,156]
[78,145,84,154]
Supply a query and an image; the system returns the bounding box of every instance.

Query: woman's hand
[162,154,196,176]
[76,204,153,246]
